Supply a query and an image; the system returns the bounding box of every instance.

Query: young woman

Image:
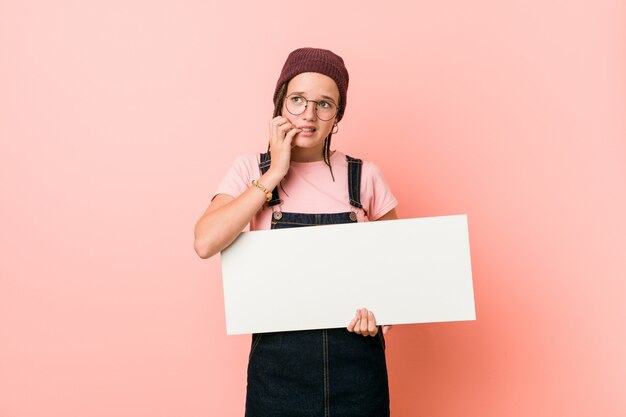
[194,47,398,417]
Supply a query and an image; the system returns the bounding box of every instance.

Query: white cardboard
[220,214,475,335]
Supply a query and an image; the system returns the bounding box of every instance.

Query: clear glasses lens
[285,94,338,121]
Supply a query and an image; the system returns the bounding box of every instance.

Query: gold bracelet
[251,179,272,202]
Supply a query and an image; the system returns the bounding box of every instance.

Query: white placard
[220,215,475,335]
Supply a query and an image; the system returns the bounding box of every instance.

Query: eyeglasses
[284,93,340,121]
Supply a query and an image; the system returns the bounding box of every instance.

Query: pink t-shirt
[214,150,398,231]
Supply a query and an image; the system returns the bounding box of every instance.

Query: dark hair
[268,82,337,181]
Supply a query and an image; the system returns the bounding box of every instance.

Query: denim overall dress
[244,152,390,417]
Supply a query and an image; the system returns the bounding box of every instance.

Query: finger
[270,117,288,142]
[347,310,359,332]
[368,311,378,336]
[359,308,368,334]
[382,325,392,335]
[271,116,289,128]
[351,308,363,334]
[277,122,295,135]
[283,127,301,145]
[353,309,363,334]
[271,116,287,126]
[270,116,285,137]
[272,123,286,142]
[273,124,295,146]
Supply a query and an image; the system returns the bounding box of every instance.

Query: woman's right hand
[268,116,301,179]
[193,117,301,260]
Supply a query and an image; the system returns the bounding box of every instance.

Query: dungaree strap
[258,152,282,206]
[346,155,363,209]
[258,152,363,210]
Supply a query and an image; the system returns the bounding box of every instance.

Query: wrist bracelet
[251,179,272,202]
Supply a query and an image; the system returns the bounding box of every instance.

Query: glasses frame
[284,93,340,121]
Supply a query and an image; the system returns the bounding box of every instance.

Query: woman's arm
[193,169,282,259]
[193,116,301,260]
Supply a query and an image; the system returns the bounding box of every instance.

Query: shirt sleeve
[362,161,398,220]
[213,153,258,200]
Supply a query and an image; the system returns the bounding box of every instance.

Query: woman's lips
[296,126,316,136]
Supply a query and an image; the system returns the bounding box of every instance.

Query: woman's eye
[291,96,303,103]
[319,101,331,109]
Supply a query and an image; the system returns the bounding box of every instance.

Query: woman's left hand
[347,308,392,336]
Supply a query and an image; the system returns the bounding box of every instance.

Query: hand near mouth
[267,116,301,180]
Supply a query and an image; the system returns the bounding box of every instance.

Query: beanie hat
[273,47,349,121]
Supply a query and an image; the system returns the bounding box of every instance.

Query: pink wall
[1,1,625,416]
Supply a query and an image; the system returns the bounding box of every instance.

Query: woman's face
[282,72,340,155]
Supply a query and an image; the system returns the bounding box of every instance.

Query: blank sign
[220,214,475,335]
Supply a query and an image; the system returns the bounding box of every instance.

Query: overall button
[349,211,357,221]
[273,211,283,220]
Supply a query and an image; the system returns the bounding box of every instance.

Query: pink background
[1,1,625,416]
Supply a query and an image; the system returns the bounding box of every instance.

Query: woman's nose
[302,102,318,120]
